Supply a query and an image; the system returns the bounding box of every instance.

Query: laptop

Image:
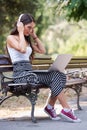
[33,54,73,73]
[48,54,73,73]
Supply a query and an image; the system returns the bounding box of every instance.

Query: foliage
[0,0,43,35]
[60,29,87,56]
[43,19,87,57]
[56,0,87,21]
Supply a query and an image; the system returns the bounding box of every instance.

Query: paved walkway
[0,97,87,130]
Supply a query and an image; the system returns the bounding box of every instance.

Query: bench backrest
[66,56,87,69]
[0,54,53,72]
[0,54,87,72]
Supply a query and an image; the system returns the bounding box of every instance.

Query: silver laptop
[33,54,73,73]
[48,54,73,73]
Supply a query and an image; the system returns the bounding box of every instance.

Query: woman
[6,13,81,123]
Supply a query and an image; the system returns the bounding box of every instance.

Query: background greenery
[0,0,87,58]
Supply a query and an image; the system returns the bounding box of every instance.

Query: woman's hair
[10,13,35,59]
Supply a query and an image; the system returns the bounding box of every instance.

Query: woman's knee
[52,71,66,80]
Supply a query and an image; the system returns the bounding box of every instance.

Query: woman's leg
[35,71,67,108]
[34,71,81,122]
[48,90,70,108]
[42,72,81,122]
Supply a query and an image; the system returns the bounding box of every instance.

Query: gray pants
[13,61,66,97]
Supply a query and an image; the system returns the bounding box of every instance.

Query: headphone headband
[18,14,24,22]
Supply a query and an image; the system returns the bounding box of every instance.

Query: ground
[0,86,87,119]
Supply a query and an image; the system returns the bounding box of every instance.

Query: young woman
[6,13,81,123]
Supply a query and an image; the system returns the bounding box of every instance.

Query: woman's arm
[30,29,46,54]
[7,22,27,53]
[32,37,46,54]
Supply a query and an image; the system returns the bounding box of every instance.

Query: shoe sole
[44,109,61,121]
[60,113,81,123]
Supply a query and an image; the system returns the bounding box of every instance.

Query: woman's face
[24,22,35,36]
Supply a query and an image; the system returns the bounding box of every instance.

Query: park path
[0,96,87,130]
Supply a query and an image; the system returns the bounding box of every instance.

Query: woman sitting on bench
[6,13,81,123]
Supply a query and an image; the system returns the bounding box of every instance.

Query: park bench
[0,54,87,122]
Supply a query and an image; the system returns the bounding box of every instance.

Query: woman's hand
[17,21,24,33]
[30,29,37,39]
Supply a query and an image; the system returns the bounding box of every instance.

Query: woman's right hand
[17,21,24,33]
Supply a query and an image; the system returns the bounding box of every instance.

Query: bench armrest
[2,71,37,79]
[1,71,39,86]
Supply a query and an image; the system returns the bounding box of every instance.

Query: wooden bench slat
[66,78,86,86]
[32,59,53,64]
[32,65,50,70]
[66,64,87,69]
[69,60,87,63]
[8,83,27,86]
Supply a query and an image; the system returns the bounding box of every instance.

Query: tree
[56,0,87,21]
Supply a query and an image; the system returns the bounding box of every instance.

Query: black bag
[0,54,11,65]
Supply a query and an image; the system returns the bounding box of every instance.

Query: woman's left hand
[30,29,37,39]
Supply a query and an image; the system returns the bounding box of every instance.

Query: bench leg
[31,103,36,123]
[26,88,38,123]
[72,85,82,110]
[0,93,14,105]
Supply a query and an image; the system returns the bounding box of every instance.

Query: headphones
[18,14,24,22]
